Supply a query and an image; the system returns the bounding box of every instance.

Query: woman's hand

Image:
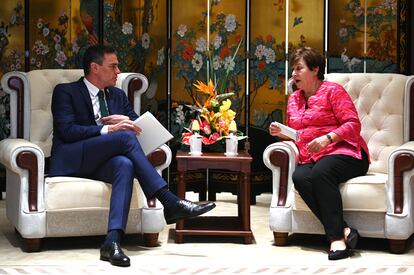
[306,135,331,153]
[269,122,282,137]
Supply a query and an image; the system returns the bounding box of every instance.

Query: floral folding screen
[170,0,246,146]
[0,0,409,145]
[328,0,400,73]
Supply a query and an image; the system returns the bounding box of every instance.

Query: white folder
[133,111,174,155]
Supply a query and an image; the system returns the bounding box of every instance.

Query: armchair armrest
[1,71,29,139]
[117,73,149,115]
[263,141,298,207]
[147,144,172,172]
[0,138,45,212]
[387,141,414,216]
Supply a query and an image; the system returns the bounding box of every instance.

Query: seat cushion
[45,177,145,211]
[294,172,387,212]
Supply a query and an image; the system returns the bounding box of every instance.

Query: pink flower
[201,120,211,135]
[209,132,220,143]
[181,132,193,145]
[218,119,226,129]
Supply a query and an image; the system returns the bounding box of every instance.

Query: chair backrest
[325,73,414,174]
[28,69,84,157]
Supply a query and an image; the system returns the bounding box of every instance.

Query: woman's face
[291,57,319,92]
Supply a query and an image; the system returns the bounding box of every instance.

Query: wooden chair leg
[15,228,42,252]
[143,233,159,247]
[389,239,406,254]
[23,238,42,252]
[273,232,288,246]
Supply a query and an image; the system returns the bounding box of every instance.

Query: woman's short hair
[290,47,325,80]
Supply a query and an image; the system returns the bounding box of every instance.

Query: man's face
[93,53,121,88]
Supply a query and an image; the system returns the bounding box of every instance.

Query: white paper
[133,111,174,155]
[272,122,298,141]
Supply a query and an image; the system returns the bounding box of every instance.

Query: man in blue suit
[49,45,215,267]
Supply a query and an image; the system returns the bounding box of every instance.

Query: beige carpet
[1,193,414,274]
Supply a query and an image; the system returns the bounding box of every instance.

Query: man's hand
[104,116,142,135]
[101,115,130,125]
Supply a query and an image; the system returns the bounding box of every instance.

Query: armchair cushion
[45,177,146,210]
[293,172,388,212]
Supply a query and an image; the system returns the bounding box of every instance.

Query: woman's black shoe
[328,249,350,260]
[345,228,359,249]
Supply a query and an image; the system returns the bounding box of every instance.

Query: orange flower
[193,79,215,96]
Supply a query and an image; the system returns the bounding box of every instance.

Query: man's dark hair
[82,45,116,75]
[290,47,325,80]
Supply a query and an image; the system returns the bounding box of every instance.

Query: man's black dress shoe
[100,241,130,267]
[164,199,216,224]
[328,249,350,260]
[345,228,359,249]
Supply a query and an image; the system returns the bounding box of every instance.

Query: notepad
[272,122,299,141]
[133,111,174,155]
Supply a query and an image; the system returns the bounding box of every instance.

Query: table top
[176,150,252,162]
[176,150,252,172]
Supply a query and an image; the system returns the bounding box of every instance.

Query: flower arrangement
[181,79,240,146]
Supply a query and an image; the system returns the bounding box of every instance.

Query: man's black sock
[154,187,180,211]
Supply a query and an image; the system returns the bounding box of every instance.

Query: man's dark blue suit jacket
[49,77,138,176]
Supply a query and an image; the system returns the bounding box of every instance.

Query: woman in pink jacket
[269,47,369,260]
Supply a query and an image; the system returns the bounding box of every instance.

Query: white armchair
[0,69,172,252]
[263,73,414,253]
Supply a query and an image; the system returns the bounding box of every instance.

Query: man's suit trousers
[72,131,167,231]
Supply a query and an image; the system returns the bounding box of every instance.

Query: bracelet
[326,134,333,143]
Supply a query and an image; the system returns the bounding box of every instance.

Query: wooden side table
[175,151,253,244]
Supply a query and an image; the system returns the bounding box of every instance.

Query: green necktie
[98,90,109,117]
